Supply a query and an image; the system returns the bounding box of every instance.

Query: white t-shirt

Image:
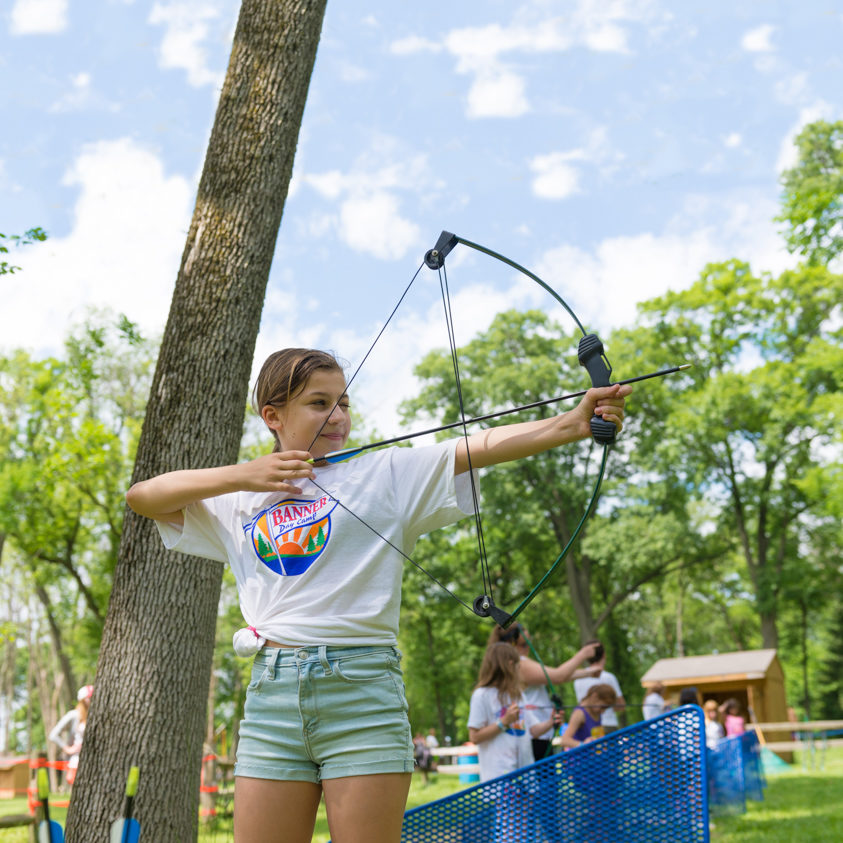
[642,691,665,720]
[573,670,623,727]
[467,686,533,781]
[522,682,554,741]
[705,718,725,749]
[157,440,475,645]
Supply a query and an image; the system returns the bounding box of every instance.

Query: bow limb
[426,231,615,628]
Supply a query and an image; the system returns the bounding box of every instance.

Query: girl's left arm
[454,384,631,475]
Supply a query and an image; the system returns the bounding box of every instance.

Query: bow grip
[577,334,617,445]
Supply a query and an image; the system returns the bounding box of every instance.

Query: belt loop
[268,647,283,680]
[318,645,332,675]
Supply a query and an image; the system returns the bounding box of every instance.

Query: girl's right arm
[469,700,520,745]
[126,452,315,525]
[559,709,587,749]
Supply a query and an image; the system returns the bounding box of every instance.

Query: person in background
[423,728,439,772]
[412,733,434,785]
[678,686,701,707]
[642,682,666,720]
[467,643,532,781]
[703,700,725,749]
[560,684,617,749]
[573,641,626,733]
[720,698,746,736]
[488,624,599,760]
[48,684,93,787]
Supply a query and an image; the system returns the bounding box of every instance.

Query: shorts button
[296,649,308,659]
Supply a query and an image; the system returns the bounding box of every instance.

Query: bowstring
[437,262,494,601]
[306,474,475,612]
[306,260,426,453]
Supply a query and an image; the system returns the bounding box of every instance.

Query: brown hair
[476,643,523,705]
[582,683,617,707]
[252,349,345,451]
[486,624,525,648]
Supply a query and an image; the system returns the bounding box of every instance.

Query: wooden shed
[641,649,792,760]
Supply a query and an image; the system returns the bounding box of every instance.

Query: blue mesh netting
[707,731,766,816]
[399,705,709,843]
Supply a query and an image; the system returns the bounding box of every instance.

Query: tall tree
[631,260,842,649]
[66,2,328,840]
[777,120,843,265]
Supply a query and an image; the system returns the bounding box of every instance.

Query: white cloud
[148,1,224,88]
[389,35,442,56]
[529,128,620,199]
[741,24,776,53]
[48,72,115,114]
[467,69,529,118]
[2,139,192,355]
[299,147,429,260]
[338,194,420,260]
[534,193,794,335]
[529,153,581,199]
[10,0,67,35]
[724,132,742,148]
[392,1,661,119]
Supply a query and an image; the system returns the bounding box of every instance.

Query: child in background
[468,643,533,781]
[720,698,746,737]
[560,683,617,749]
[704,700,725,749]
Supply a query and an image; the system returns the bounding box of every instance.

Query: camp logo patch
[243,496,338,576]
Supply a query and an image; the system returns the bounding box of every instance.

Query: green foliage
[0,311,156,725]
[777,120,843,265]
[0,227,47,275]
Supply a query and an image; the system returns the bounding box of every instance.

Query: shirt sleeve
[468,688,493,730]
[48,710,77,747]
[154,497,230,563]
[389,440,477,546]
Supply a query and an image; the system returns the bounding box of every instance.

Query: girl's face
[263,369,351,457]
[585,697,610,716]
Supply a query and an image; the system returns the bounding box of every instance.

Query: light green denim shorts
[234,644,414,783]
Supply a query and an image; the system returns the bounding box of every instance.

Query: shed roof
[641,649,778,685]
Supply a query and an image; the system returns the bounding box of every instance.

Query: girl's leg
[234,776,323,843]
[322,772,412,843]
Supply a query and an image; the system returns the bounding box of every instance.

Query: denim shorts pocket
[333,651,396,682]
[246,662,269,693]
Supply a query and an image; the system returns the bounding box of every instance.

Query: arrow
[109,766,140,843]
[309,364,691,466]
[36,767,64,843]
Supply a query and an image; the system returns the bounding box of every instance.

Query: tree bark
[65,2,328,840]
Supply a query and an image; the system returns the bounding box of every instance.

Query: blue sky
[3,0,842,429]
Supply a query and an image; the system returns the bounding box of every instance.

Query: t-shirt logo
[497,706,526,737]
[243,496,338,575]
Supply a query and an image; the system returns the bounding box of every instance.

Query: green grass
[710,750,843,843]
[5,752,841,841]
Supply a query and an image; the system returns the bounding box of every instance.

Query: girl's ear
[262,404,282,431]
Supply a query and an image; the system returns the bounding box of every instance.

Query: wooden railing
[752,720,843,752]
[428,744,479,775]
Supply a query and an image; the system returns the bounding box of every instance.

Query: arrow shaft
[314,364,689,465]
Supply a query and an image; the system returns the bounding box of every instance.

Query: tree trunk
[760,611,778,650]
[31,580,77,710]
[65,2,327,840]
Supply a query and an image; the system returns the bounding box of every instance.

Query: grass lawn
[4,751,841,841]
[710,749,843,843]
